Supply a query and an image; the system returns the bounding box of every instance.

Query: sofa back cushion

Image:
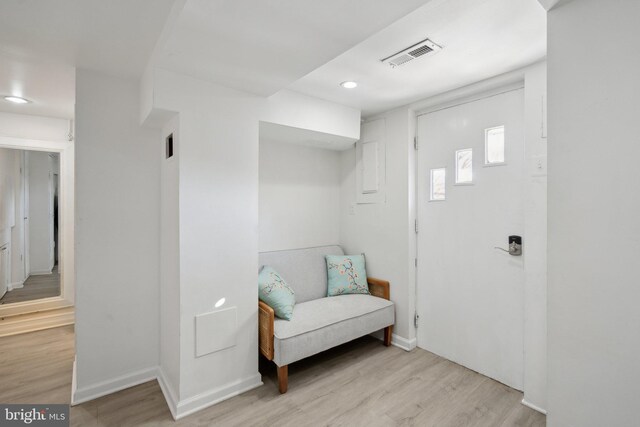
[259,245,344,303]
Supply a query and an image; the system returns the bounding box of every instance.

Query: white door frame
[23,152,30,278]
[48,157,55,271]
[0,136,74,317]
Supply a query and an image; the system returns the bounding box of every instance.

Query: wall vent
[381,38,442,68]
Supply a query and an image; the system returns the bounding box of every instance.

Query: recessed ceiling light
[4,96,30,104]
[340,81,358,89]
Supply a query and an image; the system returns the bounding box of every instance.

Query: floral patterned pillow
[326,255,370,297]
[258,266,296,320]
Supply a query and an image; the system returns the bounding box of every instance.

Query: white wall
[150,69,265,416]
[264,90,360,141]
[159,114,181,397]
[74,69,160,401]
[0,112,70,141]
[547,1,640,426]
[339,107,416,347]
[523,61,547,411]
[259,139,341,252]
[138,66,362,418]
[28,151,54,275]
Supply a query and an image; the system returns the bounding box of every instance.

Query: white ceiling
[260,121,356,151]
[0,52,75,119]
[537,0,573,10]
[0,0,176,118]
[0,0,546,121]
[288,0,547,117]
[155,0,433,96]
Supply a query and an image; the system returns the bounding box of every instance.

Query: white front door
[416,89,525,390]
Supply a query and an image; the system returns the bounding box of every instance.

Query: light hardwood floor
[0,326,545,426]
[0,266,60,305]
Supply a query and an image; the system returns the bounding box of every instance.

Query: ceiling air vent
[381,38,442,68]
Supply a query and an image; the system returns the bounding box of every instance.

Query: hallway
[0,266,60,305]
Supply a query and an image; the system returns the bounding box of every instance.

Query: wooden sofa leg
[277,365,288,394]
[383,326,393,347]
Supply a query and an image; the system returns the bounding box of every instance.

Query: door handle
[494,235,522,256]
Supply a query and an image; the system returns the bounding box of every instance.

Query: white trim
[521,398,547,415]
[373,332,417,352]
[157,368,179,420]
[8,280,25,291]
[172,373,263,420]
[28,270,53,276]
[391,334,417,351]
[68,335,417,418]
[413,78,525,117]
[0,306,74,337]
[73,366,262,421]
[71,357,77,406]
[71,366,158,406]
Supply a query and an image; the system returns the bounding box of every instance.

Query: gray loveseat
[258,245,395,393]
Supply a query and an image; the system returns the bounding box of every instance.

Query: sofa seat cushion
[273,294,394,366]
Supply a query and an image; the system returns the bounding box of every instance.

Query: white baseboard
[172,373,263,420]
[156,368,179,420]
[372,332,417,352]
[8,280,24,291]
[0,307,74,337]
[29,270,53,276]
[391,334,417,352]
[521,398,547,415]
[76,366,262,421]
[71,357,77,406]
[72,366,158,405]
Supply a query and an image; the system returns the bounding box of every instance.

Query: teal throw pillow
[258,266,295,320]
[326,255,370,296]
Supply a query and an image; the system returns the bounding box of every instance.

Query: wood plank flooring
[0,325,74,403]
[0,326,545,426]
[0,266,60,305]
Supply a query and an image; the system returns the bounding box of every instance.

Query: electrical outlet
[531,155,547,177]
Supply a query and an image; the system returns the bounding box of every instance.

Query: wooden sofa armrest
[258,300,275,360]
[367,277,390,300]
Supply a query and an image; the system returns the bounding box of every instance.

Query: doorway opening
[0,136,74,329]
[1,149,61,305]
